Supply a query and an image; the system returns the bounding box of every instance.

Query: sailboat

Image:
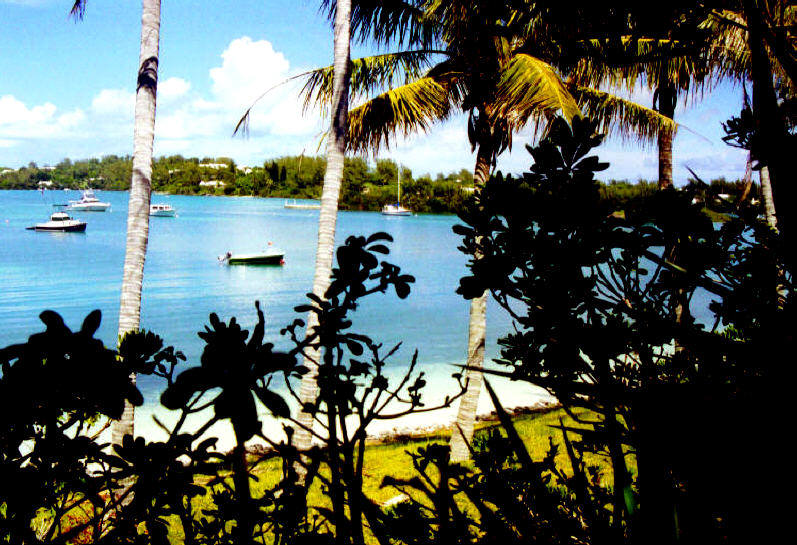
[381,164,412,216]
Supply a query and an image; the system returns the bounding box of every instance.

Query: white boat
[381,165,412,216]
[284,199,321,210]
[150,203,176,217]
[68,189,110,212]
[26,212,86,232]
[381,203,412,216]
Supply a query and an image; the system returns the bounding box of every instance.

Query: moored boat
[219,248,285,265]
[284,199,321,210]
[26,212,87,232]
[68,189,110,212]
[150,203,176,217]
[381,203,412,216]
[381,164,412,216]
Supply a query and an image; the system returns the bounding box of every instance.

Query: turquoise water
[0,190,514,406]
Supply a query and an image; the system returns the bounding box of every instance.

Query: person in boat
[218,251,232,262]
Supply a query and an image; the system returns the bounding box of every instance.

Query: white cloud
[0,95,56,125]
[159,77,191,102]
[209,37,291,110]
[91,89,135,116]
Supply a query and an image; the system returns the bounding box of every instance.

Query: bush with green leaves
[453,115,792,544]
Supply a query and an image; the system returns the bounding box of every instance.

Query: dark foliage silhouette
[1,117,790,544]
[454,115,792,544]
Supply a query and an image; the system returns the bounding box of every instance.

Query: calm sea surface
[0,189,719,415]
[0,190,515,406]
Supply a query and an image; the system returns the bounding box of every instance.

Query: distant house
[40,166,56,171]
[199,163,230,170]
[238,166,252,174]
[199,180,225,188]
[38,180,54,188]
[0,168,14,176]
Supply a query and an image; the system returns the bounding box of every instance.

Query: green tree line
[0,154,753,215]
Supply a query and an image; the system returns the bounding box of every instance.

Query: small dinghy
[219,249,284,265]
[27,212,87,232]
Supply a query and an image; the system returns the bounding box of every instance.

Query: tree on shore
[300,1,680,461]
[291,0,354,457]
[72,0,162,445]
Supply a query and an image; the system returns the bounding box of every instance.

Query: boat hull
[27,222,87,232]
[69,203,110,212]
[150,210,176,217]
[226,253,284,265]
[381,210,412,216]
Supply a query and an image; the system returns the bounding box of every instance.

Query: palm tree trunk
[744,0,794,268]
[449,142,491,462]
[760,166,777,229]
[293,0,352,460]
[655,84,676,190]
[111,0,160,447]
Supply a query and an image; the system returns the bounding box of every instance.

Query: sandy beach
[128,371,556,452]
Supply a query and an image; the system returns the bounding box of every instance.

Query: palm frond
[70,0,87,20]
[702,10,751,81]
[320,0,438,48]
[569,85,678,145]
[346,77,451,153]
[300,50,444,111]
[566,37,699,87]
[493,53,580,128]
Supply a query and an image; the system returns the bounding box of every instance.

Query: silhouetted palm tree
[72,0,161,446]
[291,0,354,456]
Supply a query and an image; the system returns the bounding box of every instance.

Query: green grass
[40,407,616,543]
[163,406,621,543]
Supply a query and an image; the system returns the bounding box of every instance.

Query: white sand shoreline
[122,376,556,452]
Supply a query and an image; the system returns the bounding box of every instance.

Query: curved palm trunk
[655,84,676,190]
[293,0,352,459]
[760,166,777,229]
[111,0,160,447]
[449,143,491,462]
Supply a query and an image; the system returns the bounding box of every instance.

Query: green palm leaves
[495,53,581,127]
[347,77,451,153]
[572,86,679,143]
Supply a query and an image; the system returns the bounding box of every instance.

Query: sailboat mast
[397,163,401,205]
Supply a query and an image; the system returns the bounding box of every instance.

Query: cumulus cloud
[152,36,323,153]
[0,36,327,165]
[158,77,191,101]
[0,95,87,142]
[91,89,135,116]
[209,37,290,110]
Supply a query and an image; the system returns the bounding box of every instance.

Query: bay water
[0,190,523,419]
[0,189,719,442]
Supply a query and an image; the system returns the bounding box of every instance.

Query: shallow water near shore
[0,190,526,404]
[0,189,719,445]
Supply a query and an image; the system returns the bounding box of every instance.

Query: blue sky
[1,0,749,183]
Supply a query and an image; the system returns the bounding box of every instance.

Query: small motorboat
[219,248,285,265]
[26,212,87,232]
[69,189,110,212]
[284,199,321,210]
[150,203,176,217]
